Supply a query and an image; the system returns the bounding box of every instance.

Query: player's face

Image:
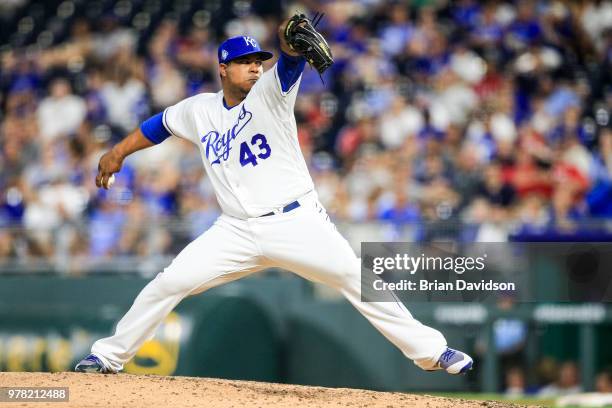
[220,54,264,96]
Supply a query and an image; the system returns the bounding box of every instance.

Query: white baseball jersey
[162,63,314,219]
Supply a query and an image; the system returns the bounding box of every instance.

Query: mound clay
[1,372,529,408]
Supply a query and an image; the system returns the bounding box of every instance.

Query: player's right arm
[96,109,177,189]
[96,127,155,189]
[96,95,201,189]
[96,94,202,189]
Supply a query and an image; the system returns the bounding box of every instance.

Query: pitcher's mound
[0,372,527,408]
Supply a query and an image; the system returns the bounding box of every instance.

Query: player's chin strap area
[259,200,301,217]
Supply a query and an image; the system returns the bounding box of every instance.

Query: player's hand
[278,19,301,57]
[281,13,333,74]
[96,148,123,189]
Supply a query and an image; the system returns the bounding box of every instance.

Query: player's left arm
[253,52,305,108]
[255,19,307,98]
[275,20,306,94]
[254,16,331,108]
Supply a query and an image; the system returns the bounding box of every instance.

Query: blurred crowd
[1,0,612,262]
[503,359,612,397]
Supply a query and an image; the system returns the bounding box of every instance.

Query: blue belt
[259,200,300,217]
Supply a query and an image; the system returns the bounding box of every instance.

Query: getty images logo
[243,36,257,48]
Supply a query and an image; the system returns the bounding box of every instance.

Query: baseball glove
[284,12,333,75]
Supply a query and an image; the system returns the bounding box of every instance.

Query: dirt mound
[0,372,529,408]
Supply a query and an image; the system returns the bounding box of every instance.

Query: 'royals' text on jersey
[162,60,313,219]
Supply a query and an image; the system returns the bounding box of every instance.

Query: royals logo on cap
[217,36,273,63]
[243,36,258,48]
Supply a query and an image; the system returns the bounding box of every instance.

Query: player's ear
[219,63,228,79]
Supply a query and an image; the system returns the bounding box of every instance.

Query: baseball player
[75,15,473,376]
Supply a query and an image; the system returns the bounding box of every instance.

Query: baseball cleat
[74,354,115,374]
[434,347,473,375]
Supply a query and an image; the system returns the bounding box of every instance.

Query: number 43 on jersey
[240,133,271,167]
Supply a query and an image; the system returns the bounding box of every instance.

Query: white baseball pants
[91,191,447,372]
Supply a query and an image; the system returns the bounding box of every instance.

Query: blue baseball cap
[218,36,273,64]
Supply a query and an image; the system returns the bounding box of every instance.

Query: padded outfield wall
[0,272,611,393]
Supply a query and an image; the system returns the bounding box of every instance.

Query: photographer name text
[373,279,515,292]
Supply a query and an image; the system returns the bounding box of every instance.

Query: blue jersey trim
[222,97,240,111]
[161,109,176,136]
[140,112,171,144]
[277,52,306,93]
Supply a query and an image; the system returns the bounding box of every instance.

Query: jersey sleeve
[162,95,200,144]
[254,53,306,110]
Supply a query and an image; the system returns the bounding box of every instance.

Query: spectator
[504,367,527,398]
[477,163,516,207]
[379,95,423,149]
[595,371,612,393]
[379,3,413,57]
[100,65,147,134]
[37,78,86,141]
[538,361,584,397]
[378,183,420,224]
[88,192,127,258]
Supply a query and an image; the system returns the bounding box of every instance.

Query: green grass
[422,392,555,407]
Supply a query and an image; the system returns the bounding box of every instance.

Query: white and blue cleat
[434,347,473,375]
[74,354,115,374]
